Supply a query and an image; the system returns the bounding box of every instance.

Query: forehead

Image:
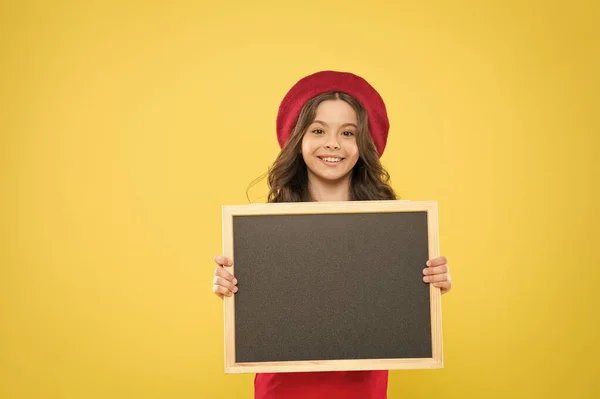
[313,100,357,123]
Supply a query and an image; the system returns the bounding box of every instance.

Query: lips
[318,156,344,164]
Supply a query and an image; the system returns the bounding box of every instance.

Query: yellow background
[1,0,598,398]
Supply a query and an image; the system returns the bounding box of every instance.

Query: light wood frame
[221,200,443,374]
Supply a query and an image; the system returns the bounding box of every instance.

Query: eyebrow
[312,120,358,128]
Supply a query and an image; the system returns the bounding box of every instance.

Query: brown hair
[248,92,397,203]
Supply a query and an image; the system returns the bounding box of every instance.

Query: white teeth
[321,157,342,163]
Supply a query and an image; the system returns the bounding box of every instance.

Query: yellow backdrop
[1,1,598,398]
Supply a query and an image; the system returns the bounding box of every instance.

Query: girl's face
[301,99,360,185]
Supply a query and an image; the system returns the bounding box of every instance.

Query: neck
[307,172,352,202]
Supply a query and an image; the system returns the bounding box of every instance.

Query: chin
[314,171,353,183]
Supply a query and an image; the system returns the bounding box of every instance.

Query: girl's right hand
[212,255,238,299]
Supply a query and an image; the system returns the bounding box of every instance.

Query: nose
[324,134,340,150]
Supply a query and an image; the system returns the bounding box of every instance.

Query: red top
[254,370,388,399]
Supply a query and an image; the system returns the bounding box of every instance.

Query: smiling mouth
[318,156,344,163]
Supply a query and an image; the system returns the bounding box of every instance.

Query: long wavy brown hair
[248,92,397,203]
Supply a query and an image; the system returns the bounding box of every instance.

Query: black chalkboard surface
[221,200,442,374]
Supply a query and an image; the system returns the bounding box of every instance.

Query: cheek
[300,138,308,156]
[300,138,311,163]
[346,141,359,159]
[347,143,360,168]
[301,135,317,155]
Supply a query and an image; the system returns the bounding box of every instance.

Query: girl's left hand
[423,256,452,294]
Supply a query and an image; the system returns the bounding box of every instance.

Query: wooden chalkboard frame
[221,200,443,374]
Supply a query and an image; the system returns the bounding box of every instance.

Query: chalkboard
[221,200,443,374]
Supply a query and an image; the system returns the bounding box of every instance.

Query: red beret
[276,70,390,157]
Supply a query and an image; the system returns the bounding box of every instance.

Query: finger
[426,256,447,267]
[213,276,238,293]
[423,273,449,283]
[214,255,233,267]
[433,280,452,292]
[423,264,448,276]
[214,266,237,284]
[212,284,233,297]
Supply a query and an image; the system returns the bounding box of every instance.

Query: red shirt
[254,370,388,399]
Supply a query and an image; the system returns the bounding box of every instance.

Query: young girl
[211,70,452,399]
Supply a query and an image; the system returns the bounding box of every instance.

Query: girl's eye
[312,129,324,134]
[343,131,355,136]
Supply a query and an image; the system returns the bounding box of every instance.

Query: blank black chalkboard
[221,200,442,374]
